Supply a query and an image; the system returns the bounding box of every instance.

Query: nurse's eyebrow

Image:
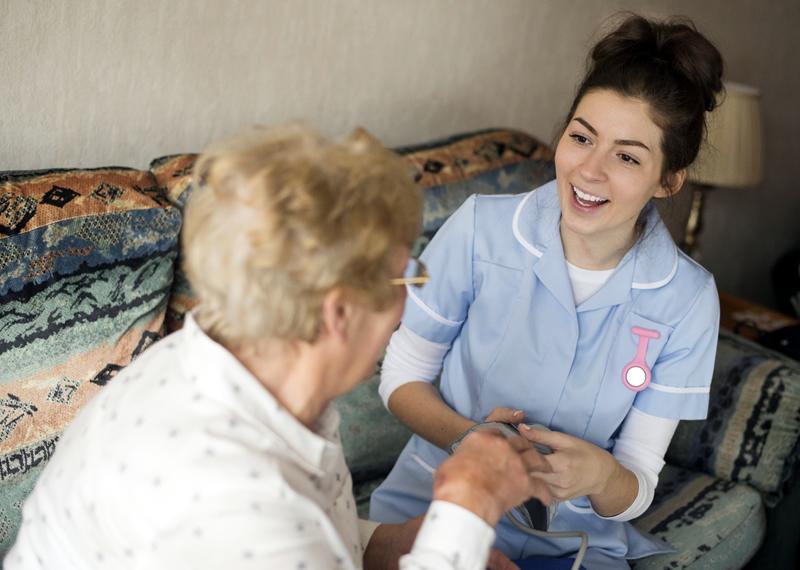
[573,117,651,152]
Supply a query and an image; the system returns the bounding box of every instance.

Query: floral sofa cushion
[0,168,181,553]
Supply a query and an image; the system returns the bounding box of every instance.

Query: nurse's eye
[569,133,591,145]
[618,153,641,166]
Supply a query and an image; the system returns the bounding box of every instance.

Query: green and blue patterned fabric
[632,464,765,569]
[0,168,180,555]
[667,330,800,506]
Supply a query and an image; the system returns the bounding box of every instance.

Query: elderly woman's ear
[320,287,354,342]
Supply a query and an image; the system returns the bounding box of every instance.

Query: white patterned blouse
[7,313,495,570]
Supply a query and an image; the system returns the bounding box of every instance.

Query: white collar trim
[631,255,678,289]
[509,182,679,290]
[512,191,543,258]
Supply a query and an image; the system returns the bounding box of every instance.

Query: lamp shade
[689,82,763,187]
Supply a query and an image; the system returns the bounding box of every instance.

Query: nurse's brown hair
[562,14,724,190]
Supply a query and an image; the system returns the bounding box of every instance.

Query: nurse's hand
[518,425,618,501]
[433,429,552,527]
[484,406,525,425]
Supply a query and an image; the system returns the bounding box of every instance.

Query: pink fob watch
[622,327,660,392]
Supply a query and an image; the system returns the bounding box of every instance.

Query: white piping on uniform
[565,501,595,514]
[648,383,710,395]
[631,254,678,289]
[406,286,463,327]
[511,192,544,258]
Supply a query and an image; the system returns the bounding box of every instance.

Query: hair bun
[591,14,724,112]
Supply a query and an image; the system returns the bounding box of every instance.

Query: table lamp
[683,82,764,258]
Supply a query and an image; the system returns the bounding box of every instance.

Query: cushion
[666,330,800,506]
[397,128,555,254]
[149,154,199,332]
[632,464,765,569]
[151,129,555,331]
[0,167,181,554]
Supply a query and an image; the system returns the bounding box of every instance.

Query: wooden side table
[719,291,800,341]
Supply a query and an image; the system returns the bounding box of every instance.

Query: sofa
[1,129,798,568]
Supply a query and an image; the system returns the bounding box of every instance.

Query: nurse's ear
[654,169,688,199]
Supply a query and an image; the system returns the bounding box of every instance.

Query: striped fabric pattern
[632,464,765,569]
[0,168,181,553]
[666,330,800,506]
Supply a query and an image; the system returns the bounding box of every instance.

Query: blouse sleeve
[633,276,720,420]
[400,501,495,570]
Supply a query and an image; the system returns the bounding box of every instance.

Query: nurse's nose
[578,148,607,183]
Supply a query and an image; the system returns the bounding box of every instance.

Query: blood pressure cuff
[449,422,554,531]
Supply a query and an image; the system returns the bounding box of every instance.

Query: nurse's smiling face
[555,89,682,267]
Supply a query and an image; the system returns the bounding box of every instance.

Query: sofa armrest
[666,330,800,507]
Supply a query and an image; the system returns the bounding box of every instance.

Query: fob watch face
[625,365,647,387]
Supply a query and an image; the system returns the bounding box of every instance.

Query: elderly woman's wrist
[433,474,502,525]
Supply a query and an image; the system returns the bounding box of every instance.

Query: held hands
[432,428,552,527]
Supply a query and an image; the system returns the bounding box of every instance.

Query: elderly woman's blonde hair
[182,124,422,345]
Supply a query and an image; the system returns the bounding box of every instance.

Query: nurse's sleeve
[378,197,476,406]
[401,195,477,345]
[633,276,720,420]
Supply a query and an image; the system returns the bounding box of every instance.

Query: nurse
[370,14,724,569]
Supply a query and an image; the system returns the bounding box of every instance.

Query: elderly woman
[7,125,549,570]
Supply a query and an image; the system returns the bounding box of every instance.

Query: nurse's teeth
[573,186,608,203]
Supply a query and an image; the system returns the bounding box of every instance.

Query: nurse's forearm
[387,382,476,450]
[588,457,638,517]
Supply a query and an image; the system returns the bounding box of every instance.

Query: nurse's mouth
[571,185,609,209]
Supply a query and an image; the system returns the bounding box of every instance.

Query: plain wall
[2,0,798,308]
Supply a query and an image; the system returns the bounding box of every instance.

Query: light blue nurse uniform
[369,180,720,568]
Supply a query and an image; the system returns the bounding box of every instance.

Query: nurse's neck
[559,221,636,271]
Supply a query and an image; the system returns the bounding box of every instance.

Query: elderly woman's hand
[433,429,552,527]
